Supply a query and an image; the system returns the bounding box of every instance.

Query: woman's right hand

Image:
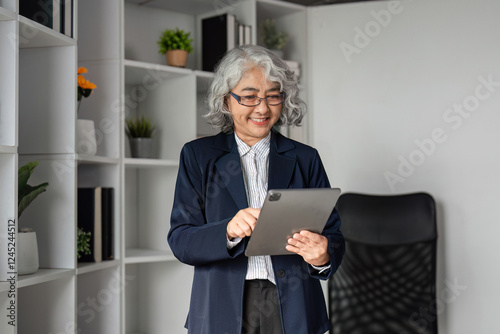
[226,208,261,240]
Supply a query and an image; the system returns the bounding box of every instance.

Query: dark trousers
[242,279,283,334]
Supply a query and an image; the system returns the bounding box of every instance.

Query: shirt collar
[234,132,271,158]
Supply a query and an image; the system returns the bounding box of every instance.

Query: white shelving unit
[1,0,308,333]
[0,2,16,333]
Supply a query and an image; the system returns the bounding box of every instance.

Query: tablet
[245,188,341,256]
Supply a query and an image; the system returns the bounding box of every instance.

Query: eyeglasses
[229,91,285,107]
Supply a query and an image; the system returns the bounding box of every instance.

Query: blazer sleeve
[168,143,241,266]
[306,150,345,280]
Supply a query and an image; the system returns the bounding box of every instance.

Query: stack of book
[285,60,301,81]
[78,187,114,263]
[20,0,74,38]
[202,13,253,72]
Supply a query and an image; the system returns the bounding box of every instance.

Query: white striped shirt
[230,132,276,284]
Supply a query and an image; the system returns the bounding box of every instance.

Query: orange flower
[78,75,97,89]
[77,67,97,104]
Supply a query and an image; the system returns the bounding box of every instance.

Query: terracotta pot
[166,50,188,67]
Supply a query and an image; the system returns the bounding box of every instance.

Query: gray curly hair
[204,45,306,133]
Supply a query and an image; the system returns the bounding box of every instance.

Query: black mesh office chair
[329,192,438,334]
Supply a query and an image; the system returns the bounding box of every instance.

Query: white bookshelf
[17,268,75,288]
[0,3,16,334]
[0,6,15,20]
[124,248,176,264]
[0,0,309,333]
[124,158,178,168]
[78,155,120,165]
[77,259,121,276]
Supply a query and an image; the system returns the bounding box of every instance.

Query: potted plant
[18,161,49,275]
[157,28,194,67]
[261,19,288,58]
[126,115,156,159]
[76,67,98,156]
[77,227,92,259]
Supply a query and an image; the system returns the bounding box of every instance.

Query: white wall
[308,0,500,333]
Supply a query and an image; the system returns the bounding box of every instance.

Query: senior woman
[168,44,344,334]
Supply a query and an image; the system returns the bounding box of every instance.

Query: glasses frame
[229,91,286,107]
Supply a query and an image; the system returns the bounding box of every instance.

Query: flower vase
[18,228,39,276]
[76,119,97,156]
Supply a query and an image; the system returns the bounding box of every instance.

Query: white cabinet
[1,0,308,332]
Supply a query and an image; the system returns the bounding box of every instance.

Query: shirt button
[277,269,286,278]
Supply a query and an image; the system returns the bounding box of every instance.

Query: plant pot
[166,50,188,67]
[76,119,97,156]
[18,228,39,276]
[129,137,153,159]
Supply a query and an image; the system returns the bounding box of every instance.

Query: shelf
[17,268,75,288]
[18,15,76,48]
[77,260,121,276]
[124,157,178,168]
[124,59,192,86]
[0,7,15,21]
[194,70,213,79]
[124,248,177,264]
[78,155,120,165]
[125,0,215,15]
[0,146,16,154]
[257,0,306,18]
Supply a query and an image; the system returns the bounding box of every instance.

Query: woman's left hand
[286,230,330,267]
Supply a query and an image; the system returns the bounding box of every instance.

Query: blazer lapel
[268,131,297,190]
[214,134,248,210]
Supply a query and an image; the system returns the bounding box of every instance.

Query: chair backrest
[329,192,438,334]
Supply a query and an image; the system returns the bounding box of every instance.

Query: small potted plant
[18,161,49,275]
[261,19,288,58]
[126,115,156,159]
[157,28,194,67]
[77,228,92,259]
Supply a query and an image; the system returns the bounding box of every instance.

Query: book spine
[238,23,244,46]
[227,14,236,51]
[101,188,114,261]
[62,0,73,37]
[244,25,252,45]
[52,0,61,33]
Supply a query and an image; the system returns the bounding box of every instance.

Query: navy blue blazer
[168,130,345,334]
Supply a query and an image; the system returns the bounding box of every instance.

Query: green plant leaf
[18,161,49,219]
[18,183,49,218]
[125,115,156,138]
[18,161,37,194]
[157,27,193,54]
